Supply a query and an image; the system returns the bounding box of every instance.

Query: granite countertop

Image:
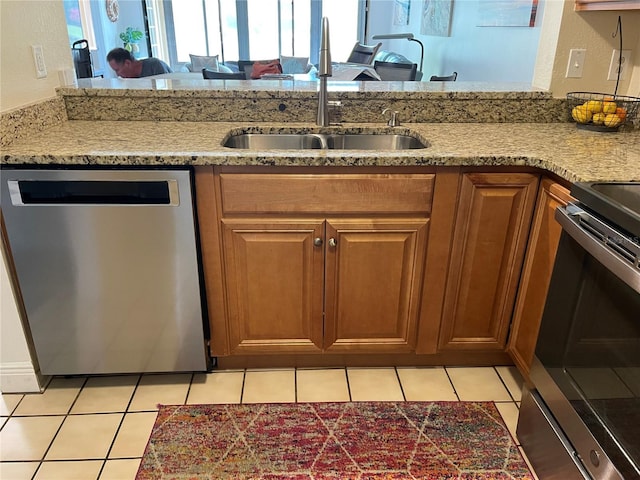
[61,77,550,99]
[2,120,639,183]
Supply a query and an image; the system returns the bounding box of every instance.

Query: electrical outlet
[31,44,47,78]
[608,49,631,81]
[566,49,586,78]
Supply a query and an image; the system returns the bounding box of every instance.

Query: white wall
[0,246,43,393]
[539,2,640,96]
[0,0,68,392]
[96,0,149,78]
[369,0,640,95]
[0,0,72,111]
[633,36,640,96]
[368,0,543,82]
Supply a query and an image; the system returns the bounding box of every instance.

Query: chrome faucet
[382,108,399,127]
[316,17,332,127]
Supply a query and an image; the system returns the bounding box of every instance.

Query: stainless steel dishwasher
[1,169,208,375]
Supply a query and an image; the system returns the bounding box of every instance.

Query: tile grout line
[394,367,407,402]
[344,367,352,402]
[1,365,532,476]
[126,375,144,413]
[97,373,151,479]
[443,367,461,401]
[493,366,519,404]
[183,372,196,405]
[29,376,89,480]
[4,392,26,419]
[28,374,146,478]
[239,370,247,404]
[491,367,524,447]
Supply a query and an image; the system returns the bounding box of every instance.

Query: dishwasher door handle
[8,179,180,206]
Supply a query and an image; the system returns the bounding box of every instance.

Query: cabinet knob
[314,237,323,247]
[328,237,337,247]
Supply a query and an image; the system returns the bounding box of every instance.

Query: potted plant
[119,27,143,55]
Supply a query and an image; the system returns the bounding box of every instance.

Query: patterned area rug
[136,401,534,479]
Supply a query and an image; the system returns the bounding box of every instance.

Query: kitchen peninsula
[2,79,639,375]
[3,119,638,182]
[3,77,637,183]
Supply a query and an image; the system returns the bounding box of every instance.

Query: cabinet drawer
[219,173,435,215]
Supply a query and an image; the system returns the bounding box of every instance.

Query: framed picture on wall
[477,0,538,27]
[421,0,453,37]
[394,0,411,25]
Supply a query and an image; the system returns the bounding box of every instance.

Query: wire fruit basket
[567,92,640,132]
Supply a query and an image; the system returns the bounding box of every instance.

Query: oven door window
[536,231,640,477]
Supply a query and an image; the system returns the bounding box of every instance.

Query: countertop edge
[2,121,639,184]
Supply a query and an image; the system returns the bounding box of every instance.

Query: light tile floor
[0,366,539,480]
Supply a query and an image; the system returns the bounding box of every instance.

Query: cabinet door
[222,219,325,354]
[439,172,539,351]
[323,218,429,352]
[508,179,573,377]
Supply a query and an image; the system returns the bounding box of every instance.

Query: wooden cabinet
[221,217,428,354]
[221,219,325,354]
[197,166,560,365]
[323,219,428,352]
[575,0,640,11]
[507,179,573,378]
[197,167,435,356]
[438,172,539,351]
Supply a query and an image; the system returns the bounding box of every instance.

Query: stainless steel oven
[517,182,640,480]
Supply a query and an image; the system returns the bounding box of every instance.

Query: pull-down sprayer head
[318,17,332,77]
[316,17,332,126]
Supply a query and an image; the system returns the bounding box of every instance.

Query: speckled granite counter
[2,121,639,183]
[58,78,568,123]
[63,77,549,96]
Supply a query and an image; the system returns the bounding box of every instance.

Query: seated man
[106,48,172,78]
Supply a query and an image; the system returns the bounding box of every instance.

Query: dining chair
[430,71,458,81]
[346,42,382,65]
[373,61,418,81]
[202,68,246,80]
[72,39,94,78]
[237,60,255,77]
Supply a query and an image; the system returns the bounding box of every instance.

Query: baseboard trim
[215,351,513,370]
[0,361,46,393]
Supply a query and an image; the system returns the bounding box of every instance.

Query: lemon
[592,112,606,125]
[572,105,592,123]
[602,101,617,114]
[604,113,622,128]
[586,100,603,113]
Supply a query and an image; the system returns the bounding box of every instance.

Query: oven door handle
[556,206,640,294]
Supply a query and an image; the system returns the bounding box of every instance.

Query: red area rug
[136,401,534,479]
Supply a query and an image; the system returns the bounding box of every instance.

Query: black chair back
[373,61,418,81]
[237,60,255,77]
[72,39,93,79]
[347,42,382,65]
[202,68,246,80]
[430,71,457,81]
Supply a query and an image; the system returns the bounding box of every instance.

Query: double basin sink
[224,132,428,150]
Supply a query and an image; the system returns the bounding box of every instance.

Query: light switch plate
[566,49,586,78]
[32,44,47,78]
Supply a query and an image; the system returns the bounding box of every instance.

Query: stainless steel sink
[223,133,428,150]
[326,134,427,150]
[224,134,325,150]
